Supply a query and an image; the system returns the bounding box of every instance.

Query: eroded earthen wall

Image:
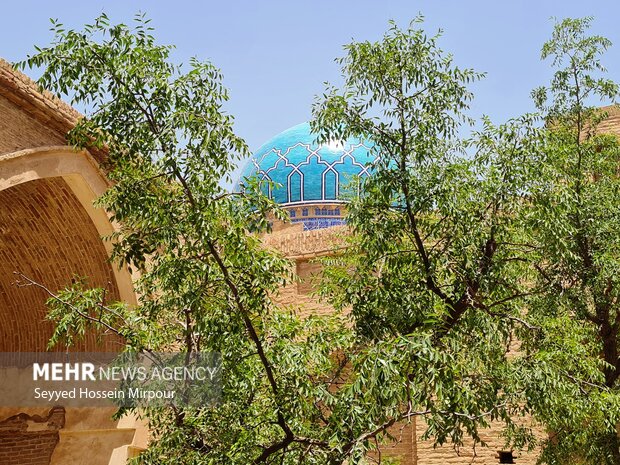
[0,407,65,465]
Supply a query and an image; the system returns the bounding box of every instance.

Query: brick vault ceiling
[0,177,120,351]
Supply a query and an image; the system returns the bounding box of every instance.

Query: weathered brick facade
[0,407,65,465]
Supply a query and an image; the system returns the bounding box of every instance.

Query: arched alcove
[0,147,136,352]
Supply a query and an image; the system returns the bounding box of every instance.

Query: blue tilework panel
[291,218,347,231]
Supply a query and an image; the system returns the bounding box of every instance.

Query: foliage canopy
[16,13,620,465]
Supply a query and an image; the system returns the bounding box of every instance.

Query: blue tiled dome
[238,122,375,206]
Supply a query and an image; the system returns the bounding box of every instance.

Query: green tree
[312,16,617,464]
[17,14,550,465]
[17,13,355,465]
[313,14,545,453]
[19,12,620,465]
[526,17,620,465]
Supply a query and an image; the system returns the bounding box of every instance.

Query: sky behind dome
[2,0,620,157]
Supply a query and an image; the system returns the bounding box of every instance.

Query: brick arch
[0,146,136,352]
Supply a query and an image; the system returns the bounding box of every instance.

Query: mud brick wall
[0,407,65,465]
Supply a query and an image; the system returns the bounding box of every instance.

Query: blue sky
[2,0,620,154]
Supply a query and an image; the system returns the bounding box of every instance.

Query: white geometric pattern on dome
[251,141,374,204]
[236,122,377,230]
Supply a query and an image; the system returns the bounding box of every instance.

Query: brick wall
[0,407,65,465]
[0,59,89,160]
[0,58,133,465]
[0,95,65,155]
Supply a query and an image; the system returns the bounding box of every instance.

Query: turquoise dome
[238,122,375,206]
